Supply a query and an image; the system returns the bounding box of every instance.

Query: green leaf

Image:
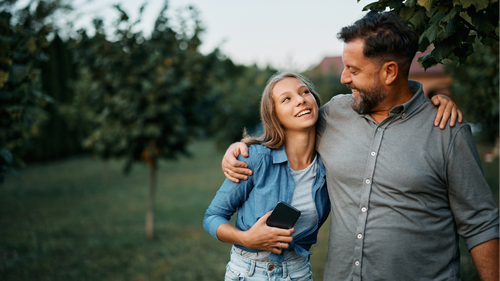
[417,0,434,11]
[460,0,489,10]
[426,7,438,17]
[419,12,446,43]
[417,53,439,69]
[405,0,417,7]
[432,40,456,61]
[469,9,496,34]
[440,5,461,23]
[409,9,428,30]
[453,0,462,6]
[400,6,415,20]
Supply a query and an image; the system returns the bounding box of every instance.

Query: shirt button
[377,128,382,131]
[355,261,360,266]
[370,151,376,156]
[361,207,367,212]
[268,265,274,271]
[357,234,363,239]
[365,179,371,184]
[402,113,406,117]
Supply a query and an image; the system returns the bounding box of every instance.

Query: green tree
[444,43,499,142]
[67,3,219,239]
[363,0,499,69]
[208,61,275,150]
[0,0,64,183]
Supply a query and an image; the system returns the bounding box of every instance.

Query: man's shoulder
[417,99,472,131]
[320,93,354,116]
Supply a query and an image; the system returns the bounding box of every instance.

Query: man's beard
[348,81,388,114]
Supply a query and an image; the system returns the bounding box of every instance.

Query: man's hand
[222,142,253,183]
[431,94,463,129]
[470,238,499,281]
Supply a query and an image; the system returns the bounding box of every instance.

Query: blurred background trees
[0,0,497,235]
[0,1,59,183]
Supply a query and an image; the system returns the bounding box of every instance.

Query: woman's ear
[381,61,398,85]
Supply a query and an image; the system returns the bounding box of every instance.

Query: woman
[204,72,329,280]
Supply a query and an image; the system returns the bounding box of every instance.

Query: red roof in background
[316,47,446,77]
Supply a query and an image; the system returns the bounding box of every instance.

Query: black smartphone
[266,201,301,229]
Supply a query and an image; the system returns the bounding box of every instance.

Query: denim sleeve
[447,126,499,250]
[203,148,262,241]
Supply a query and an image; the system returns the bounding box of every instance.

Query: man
[222,11,499,280]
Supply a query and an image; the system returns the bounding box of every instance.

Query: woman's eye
[282,97,290,103]
[302,90,310,95]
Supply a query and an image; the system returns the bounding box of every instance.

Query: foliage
[444,43,499,141]
[0,4,55,183]
[208,61,275,150]
[362,0,499,69]
[66,4,219,173]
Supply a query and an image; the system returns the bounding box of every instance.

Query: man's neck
[369,82,414,124]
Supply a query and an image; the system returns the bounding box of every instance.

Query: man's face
[340,39,388,114]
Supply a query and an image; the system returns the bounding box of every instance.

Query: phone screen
[266,201,301,229]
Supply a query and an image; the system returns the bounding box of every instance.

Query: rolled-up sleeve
[203,152,259,240]
[446,126,499,250]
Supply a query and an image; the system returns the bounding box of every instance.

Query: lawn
[0,140,498,280]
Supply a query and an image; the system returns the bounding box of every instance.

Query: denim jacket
[203,144,331,263]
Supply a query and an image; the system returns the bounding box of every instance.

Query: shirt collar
[271,146,288,164]
[388,80,427,120]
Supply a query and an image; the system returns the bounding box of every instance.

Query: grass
[0,140,498,280]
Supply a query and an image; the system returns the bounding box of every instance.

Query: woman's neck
[284,128,316,171]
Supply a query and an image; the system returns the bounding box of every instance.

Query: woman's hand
[241,211,295,254]
[216,212,295,255]
[222,142,253,183]
[431,94,463,129]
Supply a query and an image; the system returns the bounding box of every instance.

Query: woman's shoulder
[248,144,272,155]
[236,144,273,165]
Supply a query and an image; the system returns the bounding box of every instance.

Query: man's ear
[381,61,398,85]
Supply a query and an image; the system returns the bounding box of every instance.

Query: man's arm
[470,238,499,281]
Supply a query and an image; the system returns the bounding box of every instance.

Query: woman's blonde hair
[242,72,321,149]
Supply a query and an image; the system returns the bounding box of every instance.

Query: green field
[1,141,498,280]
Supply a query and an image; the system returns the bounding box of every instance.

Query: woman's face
[272,77,318,132]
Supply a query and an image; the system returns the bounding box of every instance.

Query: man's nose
[340,68,350,85]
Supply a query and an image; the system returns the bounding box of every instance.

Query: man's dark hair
[337,10,419,77]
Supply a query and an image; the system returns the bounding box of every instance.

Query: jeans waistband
[230,245,308,278]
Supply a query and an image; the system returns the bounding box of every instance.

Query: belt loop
[282,261,288,278]
[247,260,256,277]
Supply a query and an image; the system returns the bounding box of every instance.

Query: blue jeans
[225,247,313,281]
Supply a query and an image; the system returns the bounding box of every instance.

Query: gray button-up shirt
[316,81,499,280]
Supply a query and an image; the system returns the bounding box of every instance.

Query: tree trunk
[146,162,157,240]
[101,160,108,184]
[493,136,500,157]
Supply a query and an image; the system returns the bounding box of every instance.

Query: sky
[67,0,369,72]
